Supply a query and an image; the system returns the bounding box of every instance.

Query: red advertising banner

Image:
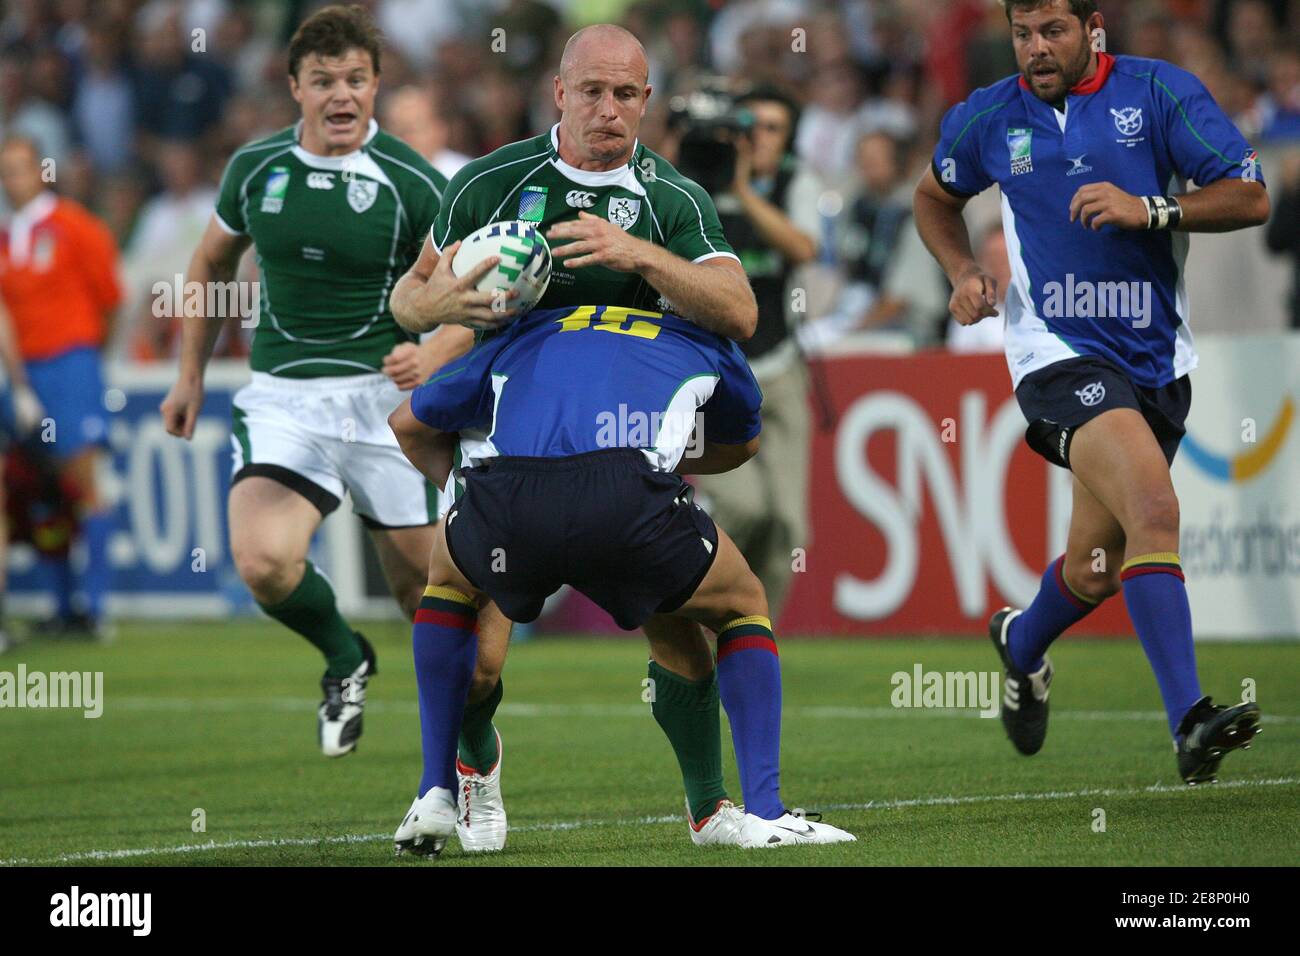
[781,351,1132,636]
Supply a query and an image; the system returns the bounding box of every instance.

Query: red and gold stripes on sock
[414,585,479,797]
[1119,553,1201,738]
[716,615,784,821]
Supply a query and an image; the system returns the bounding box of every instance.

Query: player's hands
[547,212,649,272]
[382,341,437,391]
[161,375,204,440]
[1069,182,1149,231]
[948,262,999,326]
[417,241,518,330]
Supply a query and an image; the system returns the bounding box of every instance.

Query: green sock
[649,660,728,822]
[258,561,362,678]
[458,678,503,772]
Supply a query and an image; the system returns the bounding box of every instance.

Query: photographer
[675,85,821,621]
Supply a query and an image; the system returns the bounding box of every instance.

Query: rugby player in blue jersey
[385,305,857,854]
[913,0,1270,784]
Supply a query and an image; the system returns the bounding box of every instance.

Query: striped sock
[1121,552,1202,738]
[413,586,479,797]
[716,615,784,821]
[1008,555,1101,672]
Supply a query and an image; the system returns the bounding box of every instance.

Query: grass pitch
[1,621,1296,866]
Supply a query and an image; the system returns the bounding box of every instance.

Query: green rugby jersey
[214,120,447,378]
[430,124,739,314]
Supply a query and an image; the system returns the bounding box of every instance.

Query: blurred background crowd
[2,0,1299,363]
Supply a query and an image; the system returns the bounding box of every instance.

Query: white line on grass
[3,776,1296,866]
[100,697,1300,724]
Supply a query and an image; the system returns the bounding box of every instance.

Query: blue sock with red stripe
[413,586,479,797]
[1121,553,1201,738]
[716,616,784,821]
[1007,555,1101,672]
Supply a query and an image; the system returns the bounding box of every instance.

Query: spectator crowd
[2,0,1298,360]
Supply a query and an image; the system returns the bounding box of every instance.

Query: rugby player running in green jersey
[387,24,782,852]
[160,5,481,758]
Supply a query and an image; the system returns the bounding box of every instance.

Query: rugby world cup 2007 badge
[518,185,548,222]
[262,166,290,213]
[1007,128,1033,175]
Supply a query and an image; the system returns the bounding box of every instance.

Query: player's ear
[553,75,565,112]
[288,71,302,104]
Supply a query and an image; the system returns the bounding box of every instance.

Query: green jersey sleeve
[429,165,487,253]
[214,151,252,234]
[658,174,737,263]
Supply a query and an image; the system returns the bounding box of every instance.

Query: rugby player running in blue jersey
[913,0,1270,784]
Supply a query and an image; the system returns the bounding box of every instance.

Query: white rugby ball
[451,219,552,320]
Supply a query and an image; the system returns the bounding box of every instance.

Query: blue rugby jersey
[409,306,763,472]
[933,52,1265,389]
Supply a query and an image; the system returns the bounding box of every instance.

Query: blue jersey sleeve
[1152,63,1265,188]
[933,97,998,198]
[408,335,508,433]
[699,343,763,445]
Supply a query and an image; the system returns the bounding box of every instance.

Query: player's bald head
[559,24,648,85]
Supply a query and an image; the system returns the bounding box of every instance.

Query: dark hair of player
[288,3,382,79]
[999,0,1100,24]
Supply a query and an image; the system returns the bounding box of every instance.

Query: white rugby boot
[318,633,377,758]
[736,810,858,848]
[455,728,508,852]
[394,787,457,857]
[687,798,748,846]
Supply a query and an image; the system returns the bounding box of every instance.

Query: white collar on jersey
[548,123,646,196]
[4,190,57,264]
[290,118,380,169]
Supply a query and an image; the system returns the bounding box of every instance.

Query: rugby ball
[451,219,552,320]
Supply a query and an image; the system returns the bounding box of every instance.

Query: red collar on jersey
[1018,51,1115,95]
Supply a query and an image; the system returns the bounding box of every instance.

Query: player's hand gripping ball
[451,220,552,323]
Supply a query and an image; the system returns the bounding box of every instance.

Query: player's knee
[233,545,301,604]
[1125,489,1180,541]
[721,571,769,625]
[1064,562,1121,602]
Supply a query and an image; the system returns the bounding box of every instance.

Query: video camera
[667,83,755,195]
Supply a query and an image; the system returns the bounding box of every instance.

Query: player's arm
[388,397,458,487]
[389,235,512,334]
[1067,178,1269,233]
[382,324,477,391]
[159,216,250,439]
[1169,178,1269,232]
[1071,64,1270,234]
[639,248,758,341]
[912,166,998,326]
[548,211,758,341]
[674,436,761,475]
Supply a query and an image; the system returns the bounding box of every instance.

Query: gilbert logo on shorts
[1076,382,1106,407]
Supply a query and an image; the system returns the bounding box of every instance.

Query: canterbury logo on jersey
[566,190,597,208]
[306,172,335,189]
